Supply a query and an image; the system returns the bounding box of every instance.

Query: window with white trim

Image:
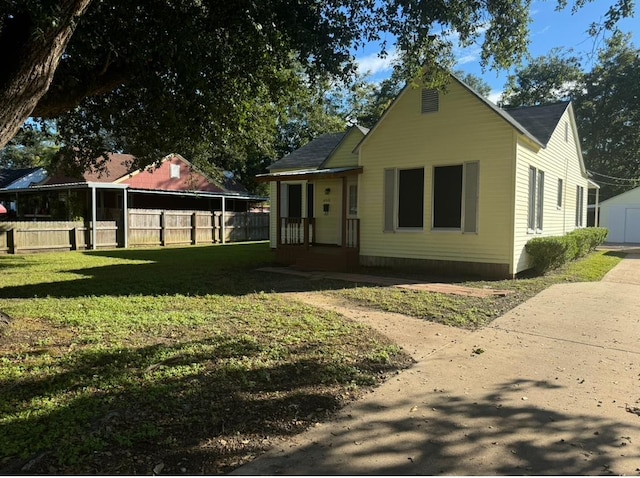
[348,183,358,216]
[528,166,545,232]
[557,178,563,208]
[575,185,584,227]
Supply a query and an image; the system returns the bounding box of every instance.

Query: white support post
[123,188,129,248]
[91,186,97,250]
[221,196,226,244]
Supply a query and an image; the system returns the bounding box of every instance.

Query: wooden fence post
[8,228,16,254]
[160,211,166,246]
[70,227,77,250]
[191,212,198,245]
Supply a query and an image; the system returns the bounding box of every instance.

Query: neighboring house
[2,153,266,248]
[258,73,599,277]
[0,167,48,216]
[598,186,640,243]
[5,153,263,220]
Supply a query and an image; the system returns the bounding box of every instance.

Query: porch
[276,217,360,271]
[257,166,363,272]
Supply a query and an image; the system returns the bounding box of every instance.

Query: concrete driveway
[232,254,640,475]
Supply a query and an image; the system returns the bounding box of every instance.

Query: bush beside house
[525,227,609,273]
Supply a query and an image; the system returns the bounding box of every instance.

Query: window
[528,166,544,232]
[536,170,544,230]
[557,178,563,208]
[432,162,479,231]
[576,185,584,227]
[170,164,180,179]
[421,89,439,114]
[564,122,569,142]
[348,184,358,216]
[384,168,424,230]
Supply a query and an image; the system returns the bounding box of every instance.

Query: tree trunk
[0,0,92,149]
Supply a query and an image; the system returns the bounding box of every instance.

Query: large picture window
[384,168,424,230]
[432,162,479,232]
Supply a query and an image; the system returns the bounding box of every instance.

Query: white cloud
[487,90,503,105]
[355,49,399,76]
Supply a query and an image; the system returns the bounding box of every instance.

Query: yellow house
[257,73,599,277]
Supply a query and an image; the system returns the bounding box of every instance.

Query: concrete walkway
[233,255,640,475]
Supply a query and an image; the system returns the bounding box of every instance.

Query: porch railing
[279,217,315,246]
[345,218,360,248]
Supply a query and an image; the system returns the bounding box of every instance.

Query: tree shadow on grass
[0,244,363,299]
[235,378,638,475]
[0,335,405,475]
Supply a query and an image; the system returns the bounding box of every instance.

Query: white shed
[599,186,640,243]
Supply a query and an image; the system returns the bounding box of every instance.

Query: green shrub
[525,227,609,273]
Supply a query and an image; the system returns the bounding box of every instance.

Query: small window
[421,88,439,114]
[348,184,358,216]
[170,164,180,179]
[557,178,563,208]
[564,122,569,142]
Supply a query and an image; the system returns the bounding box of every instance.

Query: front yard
[0,243,622,474]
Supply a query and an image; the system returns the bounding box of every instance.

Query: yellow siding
[512,107,589,273]
[323,128,363,169]
[359,80,516,268]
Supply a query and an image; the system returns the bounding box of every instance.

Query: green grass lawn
[0,244,624,474]
[0,243,411,474]
[333,250,624,328]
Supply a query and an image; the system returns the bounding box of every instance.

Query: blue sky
[354,0,639,103]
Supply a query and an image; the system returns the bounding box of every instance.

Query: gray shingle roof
[504,102,570,147]
[267,132,346,171]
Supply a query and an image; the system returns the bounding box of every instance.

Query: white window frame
[170,163,181,179]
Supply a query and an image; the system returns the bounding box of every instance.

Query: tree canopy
[500,32,640,200]
[0,0,634,188]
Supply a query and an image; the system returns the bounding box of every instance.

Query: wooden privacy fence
[128,209,269,247]
[0,210,269,254]
[0,221,118,254]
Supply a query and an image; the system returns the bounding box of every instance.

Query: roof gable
[355,71,573,153]
[599,184,640,206]
[504,102,570,147]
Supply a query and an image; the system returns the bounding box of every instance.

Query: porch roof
[256,166,363,182]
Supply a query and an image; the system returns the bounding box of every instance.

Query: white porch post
[123,188,129,248]
[595,187,600,227]
[221,196,226,244]
[91,186,97,250]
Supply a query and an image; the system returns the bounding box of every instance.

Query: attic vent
[170,164,180,179]
[421,88,439,114]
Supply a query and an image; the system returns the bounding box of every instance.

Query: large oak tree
[0,0,634,183]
